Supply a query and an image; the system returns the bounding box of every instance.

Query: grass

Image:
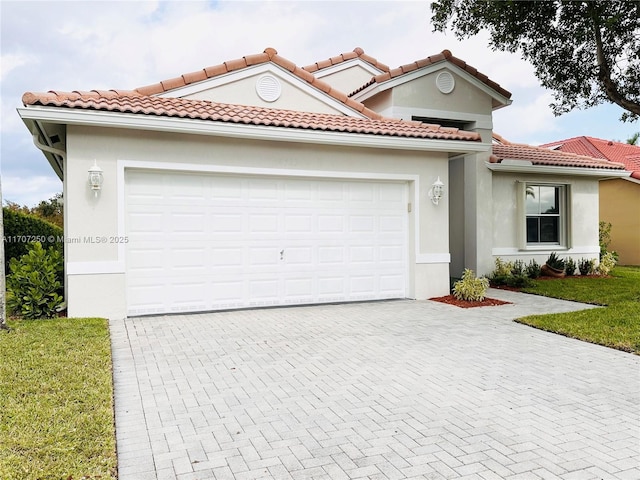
[0,317,117,480]
[516,265,640,354]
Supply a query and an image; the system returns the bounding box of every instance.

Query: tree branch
[591,10,640,116]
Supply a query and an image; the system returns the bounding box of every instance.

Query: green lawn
[0,318,117,480]
[516,266,640,354]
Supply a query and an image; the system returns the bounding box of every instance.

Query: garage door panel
[211,214,243,233]
[249,279,279,301]
[285,214,313,233]
[129,211,164,233]
[349,275,376,295]
[210,248,244,266]
[126,171,408,315]
[171,212,206,233]
[249,214,279,233]
[380,274,405,294]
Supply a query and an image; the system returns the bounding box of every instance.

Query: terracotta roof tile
[351,49,512,99]
[540,136,640,179]
[223,57,247,72]
[22,90,482,142]
[182,70,208,84]
[133,48,382,120]
[272,55,296,73]
[161,76,186,91]
[303,48,390,74]
[491,143,626,171]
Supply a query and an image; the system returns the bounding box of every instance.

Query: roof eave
[20,116,64,180]
[486,161,630,178]
[18,105,488,158]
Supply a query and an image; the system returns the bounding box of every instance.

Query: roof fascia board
[158,63,366,118]
[486,161,631,178]
[18,105,489,154]
[352,63,512,109]
[313,59,385,79]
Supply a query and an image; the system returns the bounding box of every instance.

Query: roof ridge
[349,49,512,99]
[21,90,482,142]
[302,47,390,74]
[131,47,382,120]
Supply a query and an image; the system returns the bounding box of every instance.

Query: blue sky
[1,0,638,207]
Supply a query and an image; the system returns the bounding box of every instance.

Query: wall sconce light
[428,176,444,205]
[88,160,103,197]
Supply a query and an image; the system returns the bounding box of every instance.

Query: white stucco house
[18,47,628,318]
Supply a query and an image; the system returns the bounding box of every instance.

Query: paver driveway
[111,289,640,480]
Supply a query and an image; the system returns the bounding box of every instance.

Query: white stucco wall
[490,172,600,271]
[64,125,453,318]
[315,64,378,95]
[392,70,493,116]
[183,73,344,115]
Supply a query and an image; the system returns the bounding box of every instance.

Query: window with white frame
[519,183,569,247]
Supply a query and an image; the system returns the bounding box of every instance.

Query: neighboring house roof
[540,136,640,180]
[490,141,627,171]
[302,47,390,74]
[21,90,481,141]
[132,47,383,120]
[350,49,512,101]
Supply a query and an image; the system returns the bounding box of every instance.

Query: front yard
[517,265,640,354]
[0,318,117,480]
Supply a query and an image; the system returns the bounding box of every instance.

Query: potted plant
[541,252,565,278]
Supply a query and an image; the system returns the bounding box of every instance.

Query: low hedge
[3,208,63,273]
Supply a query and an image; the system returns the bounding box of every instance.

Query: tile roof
[490,142,627,171]
[22,90,481,142]
[350,50,512,99]
[540,136,640,180]
[132,47,383,120]
[302,47,390,74]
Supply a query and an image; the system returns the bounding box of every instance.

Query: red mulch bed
[429,295,512,308]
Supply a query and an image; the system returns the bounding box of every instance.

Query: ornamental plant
[578,258,596,276]
[597,252,617,276]
[545,252,566,271]
[6,242,64,319]
[453,268,490,302]
[565,257,577,276]
[525,259,541,279]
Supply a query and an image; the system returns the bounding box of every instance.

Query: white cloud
[2,175,62,208]
[493,92,560,144]
[0,53,34,81]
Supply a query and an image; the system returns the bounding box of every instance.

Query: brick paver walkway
[111,289,640,479]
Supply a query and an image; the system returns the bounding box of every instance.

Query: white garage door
[125,170,408,315]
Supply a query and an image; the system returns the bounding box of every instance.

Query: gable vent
[436,71,455,94]
[256,75,282,102]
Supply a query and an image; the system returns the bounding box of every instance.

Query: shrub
[489,257,513,286]
[453,268,490,302]
[597,252,617,276]
[490,258,535,287]
[565,257,577,276]
[493,257,513,277]
[578,257,596,276]
[3,207,63,273]
[504,275,533,288]
[525,259,541,279]
[6,242,64,319]
[511,259,525,277]
[545,252,565,271]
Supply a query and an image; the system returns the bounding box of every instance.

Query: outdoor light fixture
[88,160,103,197]
[428,176,444,205]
